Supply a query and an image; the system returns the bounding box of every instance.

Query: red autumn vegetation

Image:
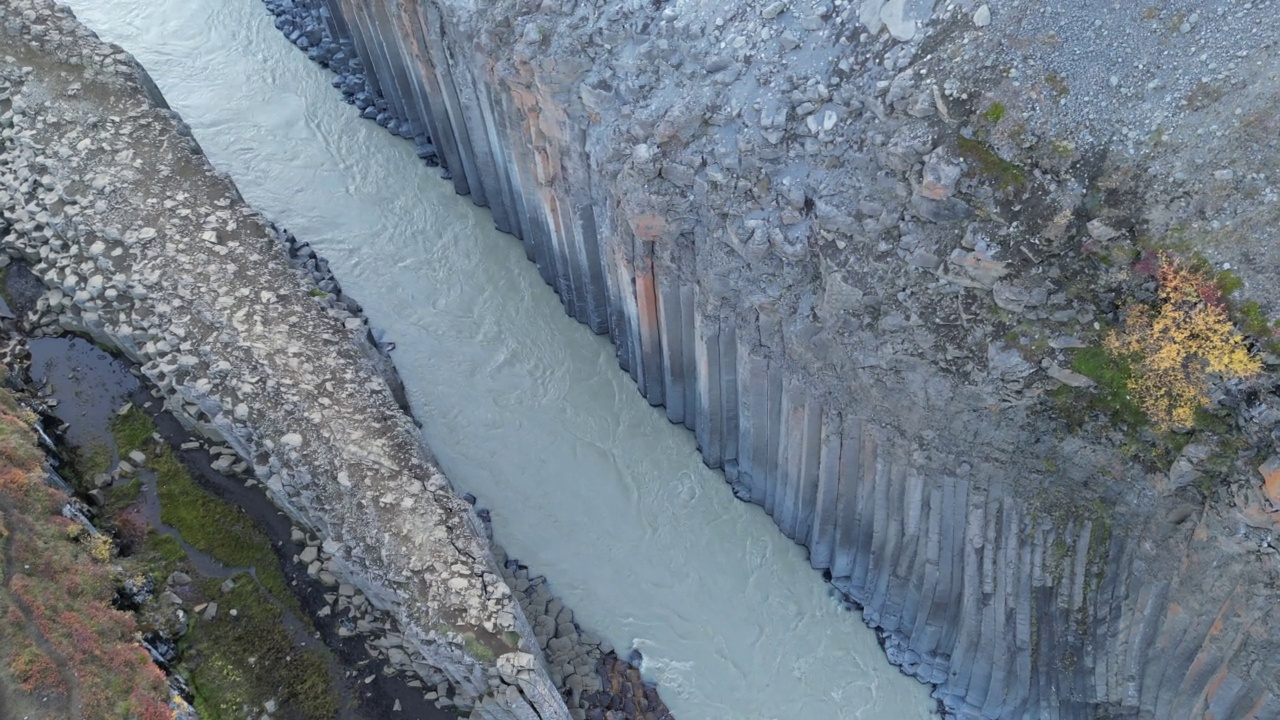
[0,394,172,719]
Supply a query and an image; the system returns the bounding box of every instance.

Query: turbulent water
[61,0,937,717]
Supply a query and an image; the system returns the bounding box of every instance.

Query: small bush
[1105,253,1261,429]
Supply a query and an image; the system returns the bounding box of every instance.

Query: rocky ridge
[0,1,576,717]
[264,0,1280,717]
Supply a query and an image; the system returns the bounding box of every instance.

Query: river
[59,0,937,717]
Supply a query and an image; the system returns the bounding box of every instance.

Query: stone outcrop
[0,2,571,717]
[263,0,1280,718]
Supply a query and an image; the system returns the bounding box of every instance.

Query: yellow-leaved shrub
[1105,253,1261,429]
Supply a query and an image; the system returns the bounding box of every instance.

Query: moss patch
[102,477,141,516]
[463,633,495,662]
[149,448,295,611]
[135,531,187,579]
[184,576,338,720]
[1069,345,1146,427]
[61,439,111,491]
[957,136,1028,191]
[109,407,156,457]
[0,265,12,311]
[1044,72,1070,97]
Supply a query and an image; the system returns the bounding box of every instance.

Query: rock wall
[269,0,1280,718]
[0,2,571,717]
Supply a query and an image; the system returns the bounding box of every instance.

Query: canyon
[258,0,1280,717]
[2,0,1279,718]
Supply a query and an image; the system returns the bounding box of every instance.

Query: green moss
[308,288,327,298]
[62,439,112,491]
[1049,534,1069,581]
[135,532,187,579]
[463,633,496,662]
[983,102,1006,124]
[0,381,19,415]
[84,441,112,475]
[103,477,142,516]
[185,576,339,720]
[109,407,157,456]
[99,414,334,717]
[1085,499,1114,589]
[956,136,1028,191]
[1235,299,1272,338]
[150,448,295,610]
[1216,270,1244,297]
[1070,345,1147,427]
[0,265,11,311]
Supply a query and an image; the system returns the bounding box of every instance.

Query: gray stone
[1046,363,1095,388]
[911,194,973,223]
[1085,219,1122,242]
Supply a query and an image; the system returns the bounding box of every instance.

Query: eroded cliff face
[0,2,571,718]
[270,0,1280,717]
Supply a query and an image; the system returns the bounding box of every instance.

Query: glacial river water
[61,1,937,717]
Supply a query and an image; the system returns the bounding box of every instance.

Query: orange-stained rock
[628,214,668,242]
[1260,455,1280,509]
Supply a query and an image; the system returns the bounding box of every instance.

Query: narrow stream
[62,1,938,717]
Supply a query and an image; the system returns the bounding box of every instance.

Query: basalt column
[289,1,1280,718]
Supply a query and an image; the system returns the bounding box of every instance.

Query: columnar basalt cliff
[1,2,576,717]
[267,0,1280,718]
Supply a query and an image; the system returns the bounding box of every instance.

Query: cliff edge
[268,0,1280,717]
